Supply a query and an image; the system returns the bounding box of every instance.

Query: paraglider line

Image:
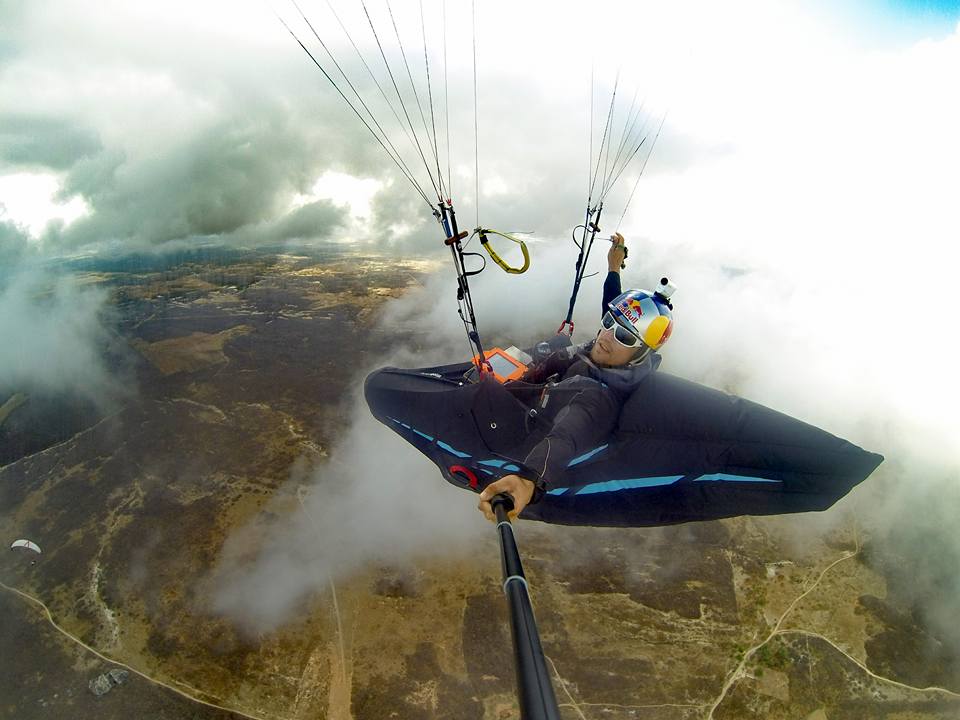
[588,71,619,203]
[442,0,452,198]
[599,96,649,200]
[587,62,594,205]
[472,0,480,228]
[419,0,447,201]
[360,0,443,201]
[275,9,435,210]
[320,0,426,176]
[385,0,445,200]
[602,126,650,202]
[598,135,647,205]
[599,68,622,200]
[600,87,640,194]
[616,110,667,230]
[289,0,431,207]
[559,202,603,332]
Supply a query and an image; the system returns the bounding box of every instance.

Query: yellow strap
[476,228,530,274]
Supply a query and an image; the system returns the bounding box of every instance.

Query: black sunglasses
[601,311,641,347]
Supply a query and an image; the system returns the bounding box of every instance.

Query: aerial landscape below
[1,247,958,720]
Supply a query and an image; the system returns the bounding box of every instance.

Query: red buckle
[449,465,479,489]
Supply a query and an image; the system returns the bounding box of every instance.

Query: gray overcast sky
[3,1,957,248]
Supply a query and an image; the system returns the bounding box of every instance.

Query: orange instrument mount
[470,346,532,384]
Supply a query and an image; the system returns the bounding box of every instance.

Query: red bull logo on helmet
[616,298,643,325]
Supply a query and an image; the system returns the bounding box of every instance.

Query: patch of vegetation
[754,640,791,670]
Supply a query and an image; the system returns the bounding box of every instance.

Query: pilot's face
[590,325,640,367]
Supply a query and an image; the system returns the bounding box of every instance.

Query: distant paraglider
[10,539,42,554]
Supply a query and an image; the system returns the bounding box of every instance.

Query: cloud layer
[0,265,122,405]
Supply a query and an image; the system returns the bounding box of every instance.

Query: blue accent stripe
[437,441,470,459]
[549,471,784,499]
[389,417,438,444]
[567,444,609,467]
[694,473,781,484]
[477,459,521,472]
[574,475,685,495]
[389,417,472,454]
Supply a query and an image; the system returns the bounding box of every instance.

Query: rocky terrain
[1,245,957,719]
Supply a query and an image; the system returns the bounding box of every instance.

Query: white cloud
[292,170,384,242]
[0,172,89,236]
[0,266,123,406]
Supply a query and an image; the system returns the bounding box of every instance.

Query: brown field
[1,248,957,720]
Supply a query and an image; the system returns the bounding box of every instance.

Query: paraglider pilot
[478,233,675,521]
